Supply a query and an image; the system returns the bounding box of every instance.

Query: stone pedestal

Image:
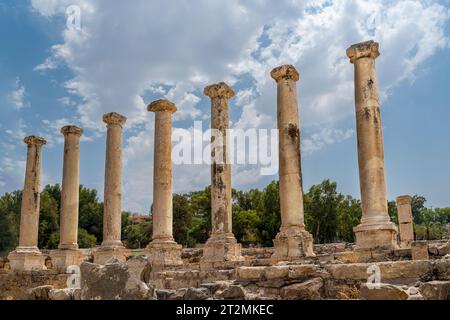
[146,240,182,267]
[346,40,398,250]
[270,65,314,261]
[8,136,47,271]
[201,83,242,263]
[7,248,46,272]
[411,241,429,260]
[93,246,127,265]
[272,227,314,261]
[50,249,86,272]
[145,100,182,267]
[95,113,127,264]
[397,195,414,248]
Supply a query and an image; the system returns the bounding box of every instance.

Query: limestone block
[280,278,323,300]
[7,250,46,272]
[93,246,127,265]
[236,266,266,281]
[49,249,86,272]
[411,241,429,260]
[419,281,450,300]
[145,240,182,267]
[264,266,289,280]
[360,283,408,300]
[221,285,245,299]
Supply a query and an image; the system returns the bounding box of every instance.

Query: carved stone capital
[346,40,380,63]
[23,136,46,146]
[103,112,127,127]
[396,195,412,206]
[60,125,83,137]
[147,99,177,113]
[204,82,235,99]
[270,64,299,82]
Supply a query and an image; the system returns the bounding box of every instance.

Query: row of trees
[0,180,449,256]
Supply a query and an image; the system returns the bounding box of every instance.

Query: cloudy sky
[0,0,449,213]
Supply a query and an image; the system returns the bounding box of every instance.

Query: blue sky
[0,0,449,213]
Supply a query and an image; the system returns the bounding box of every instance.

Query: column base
[49,249,86,272]
[7,247,46,272]
[145,239,182,267]
[93,246,127,265]
[201,233,243,263]
[354,222,398,250]
[271,226,315,261]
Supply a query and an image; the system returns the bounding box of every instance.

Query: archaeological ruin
[1,40,449,300]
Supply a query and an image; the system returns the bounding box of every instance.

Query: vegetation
[0,180,448,256]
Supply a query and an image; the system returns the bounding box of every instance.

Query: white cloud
[8,78,28,110]
[30,0,450,212]
[302,127,354,155]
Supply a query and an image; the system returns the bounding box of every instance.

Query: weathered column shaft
[18,136,46,249]
[102,113,127,248]
[270,65,314,260]
[201,82,242,264]
[152,106,175,240]
[347,40,397,250]
[397,195,414,248]
[59,126,83,250]
[209,86,232,235]
[273,65,304,229]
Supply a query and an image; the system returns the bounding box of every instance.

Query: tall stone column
[145,99,182,267]
[94,112,127,264]
[270,65,314,261]
[396,195,414,248]
[51,126,85,270]
[346,40,398,250]
[8,136,47,271]
[201,82,242,264]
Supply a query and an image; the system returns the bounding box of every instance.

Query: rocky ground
[1,242,450,300]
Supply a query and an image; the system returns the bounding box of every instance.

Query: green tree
[256,181,280,247]
[0,191,22,255]
[232,210,261,245]
[38,187,60,249]
[304,179,340,243]
[411,195,427,224]
[78,185,103,243]
[173,194,192,246]
[187,186,211,245]
[336,195,362,242]
[388,200,398,225]
[123,222,152,249]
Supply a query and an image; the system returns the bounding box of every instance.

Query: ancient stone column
[8,136,47,271]
[59,126,83,250]
[396,195,414,248]
[50,126,86,270]
[94,112,127,264]
[270,65,314,260]
[145,99,182,267]
[346,40,398,250]
[201,82,242,264]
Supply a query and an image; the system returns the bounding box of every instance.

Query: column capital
[270,64,299,82]
[24,136,46,146]
[60,125,83,137]
[346,40,380,63]
[147,99,177,113]
[396,195,412,205]
[103,112,127,127]
[204,82,235,100]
